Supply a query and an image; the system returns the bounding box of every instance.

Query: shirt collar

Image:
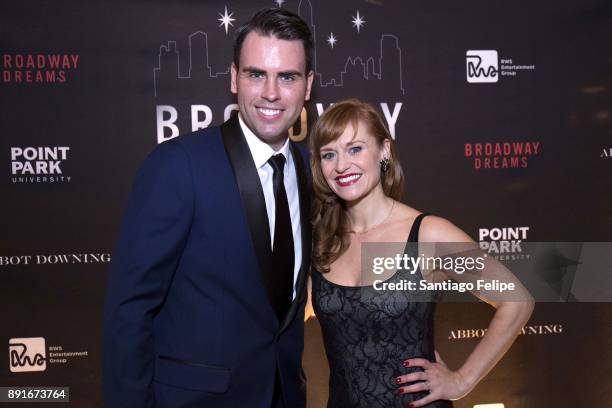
[238,113,291,169]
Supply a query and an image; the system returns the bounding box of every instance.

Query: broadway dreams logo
[9,337,46,372]
[3,54,80,84]
[466,50,535,83]
[464,141,541,170]
[10,146,71,184]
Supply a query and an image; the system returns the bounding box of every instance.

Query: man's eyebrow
[241,66,265,73]
[279,70,303,77]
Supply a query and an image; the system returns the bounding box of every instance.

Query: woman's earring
[380,157,391,173]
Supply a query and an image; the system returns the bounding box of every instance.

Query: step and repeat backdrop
[1,0,611,406]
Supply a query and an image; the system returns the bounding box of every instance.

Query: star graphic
[326,32,338,48]
[274,0,285,7]
[218,6,236,35]
[351,10,366,33]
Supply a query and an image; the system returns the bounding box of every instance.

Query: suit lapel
[221,116,277,328]
[221,115,312,334]
[278,142,312,335]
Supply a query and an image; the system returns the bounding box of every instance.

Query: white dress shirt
[238,114,302,299]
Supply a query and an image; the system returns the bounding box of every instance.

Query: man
[103,8,314,408]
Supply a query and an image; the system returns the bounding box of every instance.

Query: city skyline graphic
[153,0,406,98]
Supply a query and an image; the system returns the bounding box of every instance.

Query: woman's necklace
[353,200,395,234]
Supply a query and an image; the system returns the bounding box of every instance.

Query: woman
[308,99,534,407]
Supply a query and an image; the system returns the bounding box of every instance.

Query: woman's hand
[396,351,473,407]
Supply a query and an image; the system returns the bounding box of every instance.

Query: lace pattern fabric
[312,214,453,408]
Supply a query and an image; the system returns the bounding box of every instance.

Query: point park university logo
[10,146,71,184]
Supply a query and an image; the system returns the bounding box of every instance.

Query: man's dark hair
[233,8,313,73]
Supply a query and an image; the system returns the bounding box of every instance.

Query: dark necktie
[267,154,294,321]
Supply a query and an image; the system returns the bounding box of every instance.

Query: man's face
[231,32,313,150]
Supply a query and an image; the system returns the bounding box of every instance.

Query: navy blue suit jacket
[103,115,311,408]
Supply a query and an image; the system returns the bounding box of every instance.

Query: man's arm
[102,140,194,408]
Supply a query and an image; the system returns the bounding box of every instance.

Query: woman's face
[318,121,390,204]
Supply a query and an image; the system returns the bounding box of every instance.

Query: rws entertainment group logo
[3,53,80,84]
[464,141,541,170]
[466,50,535,83]
[9,337,46,372]
[10,146,71,184]
[8,337,89,373]
[466,50,498,83]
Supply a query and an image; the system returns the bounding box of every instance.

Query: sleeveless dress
[312,213,453,407]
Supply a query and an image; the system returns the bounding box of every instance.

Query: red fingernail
[398,388,405,394]
[403,360,410,367]
[408,404,415,408]
[395,376,402,384]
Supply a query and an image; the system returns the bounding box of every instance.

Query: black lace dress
[312,214,453,407]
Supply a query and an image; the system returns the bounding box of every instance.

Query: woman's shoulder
[420,214,473,243]
[391,203,473,243]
